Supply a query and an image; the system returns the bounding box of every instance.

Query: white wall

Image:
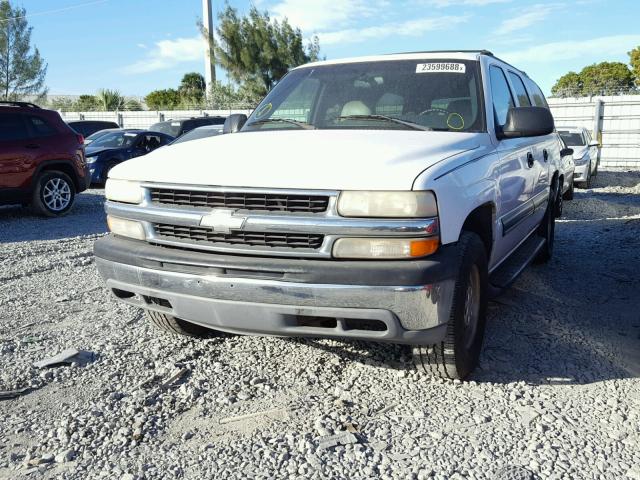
[548,95,640,170]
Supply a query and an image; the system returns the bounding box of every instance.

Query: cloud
[122,36,203,74]
[318,15,469,45]
[425,0,510,6]
[502,34,640,64]
[495,3,557,35]
[269,0,389,31]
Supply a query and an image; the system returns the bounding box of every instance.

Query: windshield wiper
[248,118,316,130]
[336,114,432,131]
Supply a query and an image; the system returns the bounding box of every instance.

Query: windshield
[559,131,585,147]
[243,59,485,132]
[150,121,181,137]
[89,131,138,148]
[171,127,222,145]
[85,129,118,145]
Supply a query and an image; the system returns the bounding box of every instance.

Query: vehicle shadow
[0,190,108,243]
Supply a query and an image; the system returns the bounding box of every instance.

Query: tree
[75,94,98,111]
[551,72,582,97]
[179,72,206,104]
[95,89,127,111]
[0,1,47,100]
[207,5,320,99]
[551,62,635,97]
[144,88,181,110]
[580,62,634,95]
[629,46,640,86]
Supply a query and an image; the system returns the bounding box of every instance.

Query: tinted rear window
[0,113,29,140]
[27,116,57,137]
[149,121,181,137]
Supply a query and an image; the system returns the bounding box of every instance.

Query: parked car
[67,120,120,138]
[84,128,121,146]
[170,125,224,145]
[85,129,173,184]
[95,50,565,380]
[557,126,600,188]
[149,116,226,138]
[0,101,89,216]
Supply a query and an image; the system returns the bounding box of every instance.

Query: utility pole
[202,0,216,97]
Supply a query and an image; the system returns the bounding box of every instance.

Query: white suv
[96,50,565,379]
[558,126,600,188]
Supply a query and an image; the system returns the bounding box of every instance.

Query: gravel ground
[0,171,639,480]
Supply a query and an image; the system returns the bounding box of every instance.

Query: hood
[86,146,122,157]
[571,146,589,159]
[109,130,485,190]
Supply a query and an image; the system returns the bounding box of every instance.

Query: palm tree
[95,89,125,111]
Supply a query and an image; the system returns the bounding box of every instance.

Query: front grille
[153,223,324,250]
[150,188,329,213]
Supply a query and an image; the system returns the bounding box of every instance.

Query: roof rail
[389,49,494,56]
[0,101,42,109]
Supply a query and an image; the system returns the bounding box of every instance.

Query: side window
[27,116,57,137]
[508,72,531,106]
[526,80,549,108]
[0,113,30,141]
[489,66,515,127]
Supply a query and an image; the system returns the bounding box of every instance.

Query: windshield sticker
[124,133,137,136]
[254,102,273,119]
[171,122,181,126]
[416,63,466,74]
[447,112,465,130]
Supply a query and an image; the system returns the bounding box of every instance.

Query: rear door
[0,112,35,190]
[489,65,538,260]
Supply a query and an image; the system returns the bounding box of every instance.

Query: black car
[149,116,226,138]
[67,120,120,138]
[85,129,173,184]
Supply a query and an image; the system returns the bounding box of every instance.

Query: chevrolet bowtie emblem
[200,209,247,234]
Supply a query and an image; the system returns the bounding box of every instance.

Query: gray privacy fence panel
[58,108,253,130]
[548,95,640,169]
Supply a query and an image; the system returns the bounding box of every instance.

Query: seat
[446,99,472,129]
[341,101,371,117]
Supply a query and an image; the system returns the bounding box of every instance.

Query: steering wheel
[418,107,449,117]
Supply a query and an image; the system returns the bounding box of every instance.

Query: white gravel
[1,172,639,480]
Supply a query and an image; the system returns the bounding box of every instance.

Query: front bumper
[94,236,461,345]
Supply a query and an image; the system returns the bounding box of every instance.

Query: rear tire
[31,170,76,217]
[412,232,488,380]
[145,310,215,338]
[534,180,557,264]
[562,178,574,200]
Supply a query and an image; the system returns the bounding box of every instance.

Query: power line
[0,0,108,23]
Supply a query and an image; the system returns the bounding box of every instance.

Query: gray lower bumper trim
[96,258,454,345]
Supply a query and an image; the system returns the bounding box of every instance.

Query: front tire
[145,310,216,338]
[31,171,76,217]
[562,178,574,200]
[535,180,558,264]
[413,232,488,380]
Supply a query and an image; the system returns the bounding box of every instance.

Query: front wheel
[31,170,76,217]
[413,232,488,380]
[145,310,218,338]
[534,181,558,264]
[562,178,574,201]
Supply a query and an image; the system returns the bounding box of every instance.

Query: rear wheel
[145,310,216,338]
[31,170,76,217]
[562,178,574,200]
[535,180,558,264]
[412,232,488,380]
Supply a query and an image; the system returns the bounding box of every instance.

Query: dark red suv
[0,102,90,216]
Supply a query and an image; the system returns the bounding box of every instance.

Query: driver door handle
[543,149,549,162]
[526,152,534,168]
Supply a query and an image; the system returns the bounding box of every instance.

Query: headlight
[106,216,146,240]
[86,155,98,164]
[105,179,143,204]
[333,237,439,259]
[337,191,438,218]
[574,155,587,164]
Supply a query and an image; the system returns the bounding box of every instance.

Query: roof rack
[0,101,41,109]
[389,49,494,56]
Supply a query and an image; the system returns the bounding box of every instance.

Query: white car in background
[558,127,600,188]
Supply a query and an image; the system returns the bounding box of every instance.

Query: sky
[13,0,640,97]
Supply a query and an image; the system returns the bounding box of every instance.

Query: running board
[489,234,545,291]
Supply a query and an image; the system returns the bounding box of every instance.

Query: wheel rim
[42,177,71,211]
[463,264,481,349]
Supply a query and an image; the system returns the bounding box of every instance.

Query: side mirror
[560,147,574,157]
[223,114,248,134]
[498,107,554,139]
[589,140,600,147]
